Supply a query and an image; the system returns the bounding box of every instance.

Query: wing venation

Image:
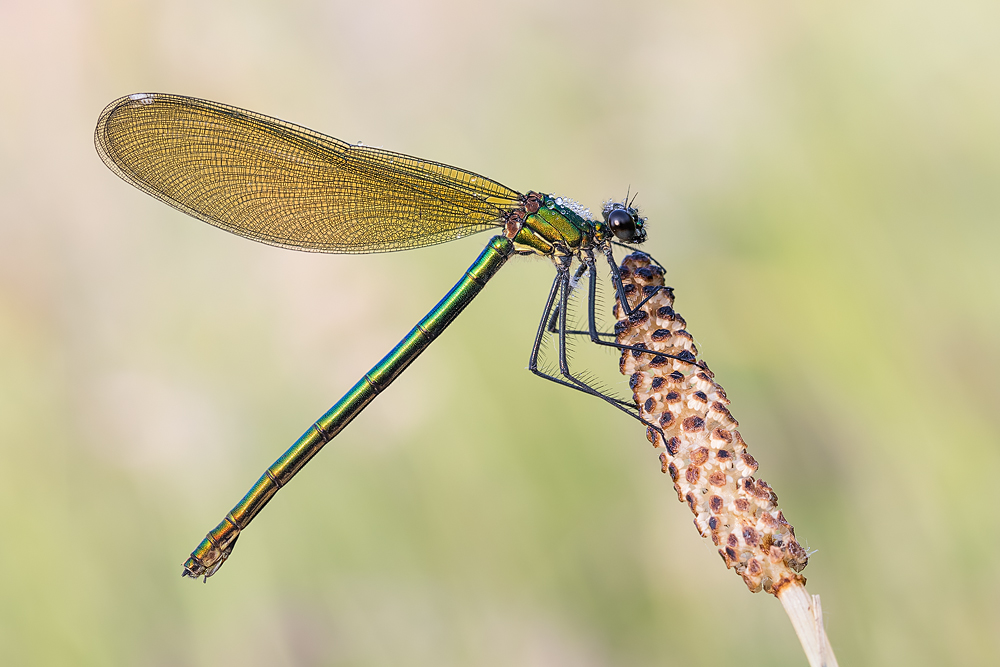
[95,93,523,253]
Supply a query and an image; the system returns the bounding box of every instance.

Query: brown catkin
[614,252,808,595]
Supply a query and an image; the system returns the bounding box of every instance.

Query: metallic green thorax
[509,193,609,257]
[183,235,515,578]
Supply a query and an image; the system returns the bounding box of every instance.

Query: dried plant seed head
[615,252,807,595]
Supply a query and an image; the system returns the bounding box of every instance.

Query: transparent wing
[95,93,523,253]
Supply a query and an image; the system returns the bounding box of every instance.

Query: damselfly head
[602,200,647,244]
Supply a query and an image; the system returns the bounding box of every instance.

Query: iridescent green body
[184,199,602,577]
[509,194,609,256]
[95,93,644,580]
[185,235,517,576]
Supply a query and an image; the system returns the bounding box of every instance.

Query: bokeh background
[2,0,998,665]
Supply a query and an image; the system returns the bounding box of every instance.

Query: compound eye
[607,208,636,242]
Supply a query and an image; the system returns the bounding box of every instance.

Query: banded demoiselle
[95,93,685,580]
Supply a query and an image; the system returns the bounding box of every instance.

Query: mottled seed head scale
[615,252,808,595]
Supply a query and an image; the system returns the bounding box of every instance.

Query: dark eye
[607,208,636,242]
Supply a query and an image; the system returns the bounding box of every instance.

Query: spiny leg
[601,244,663,314]
[547,263,676,441]
[545,262,592,336]
[555,246,667,339]
[528,258,591,395]
[584,246,700,370]
[548,256,661,421]
[546,246,702,377]
[528,257,639,413]
[552,246,704,439]
[527,253,684,440]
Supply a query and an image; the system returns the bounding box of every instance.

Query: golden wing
[95,93,523,253]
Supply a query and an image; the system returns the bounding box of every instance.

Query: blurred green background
[1,0,998,665]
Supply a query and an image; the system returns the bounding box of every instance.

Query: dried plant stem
[778,584,839,667]
[613,251,838,666]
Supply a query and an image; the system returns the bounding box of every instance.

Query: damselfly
[95,93,687,580]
